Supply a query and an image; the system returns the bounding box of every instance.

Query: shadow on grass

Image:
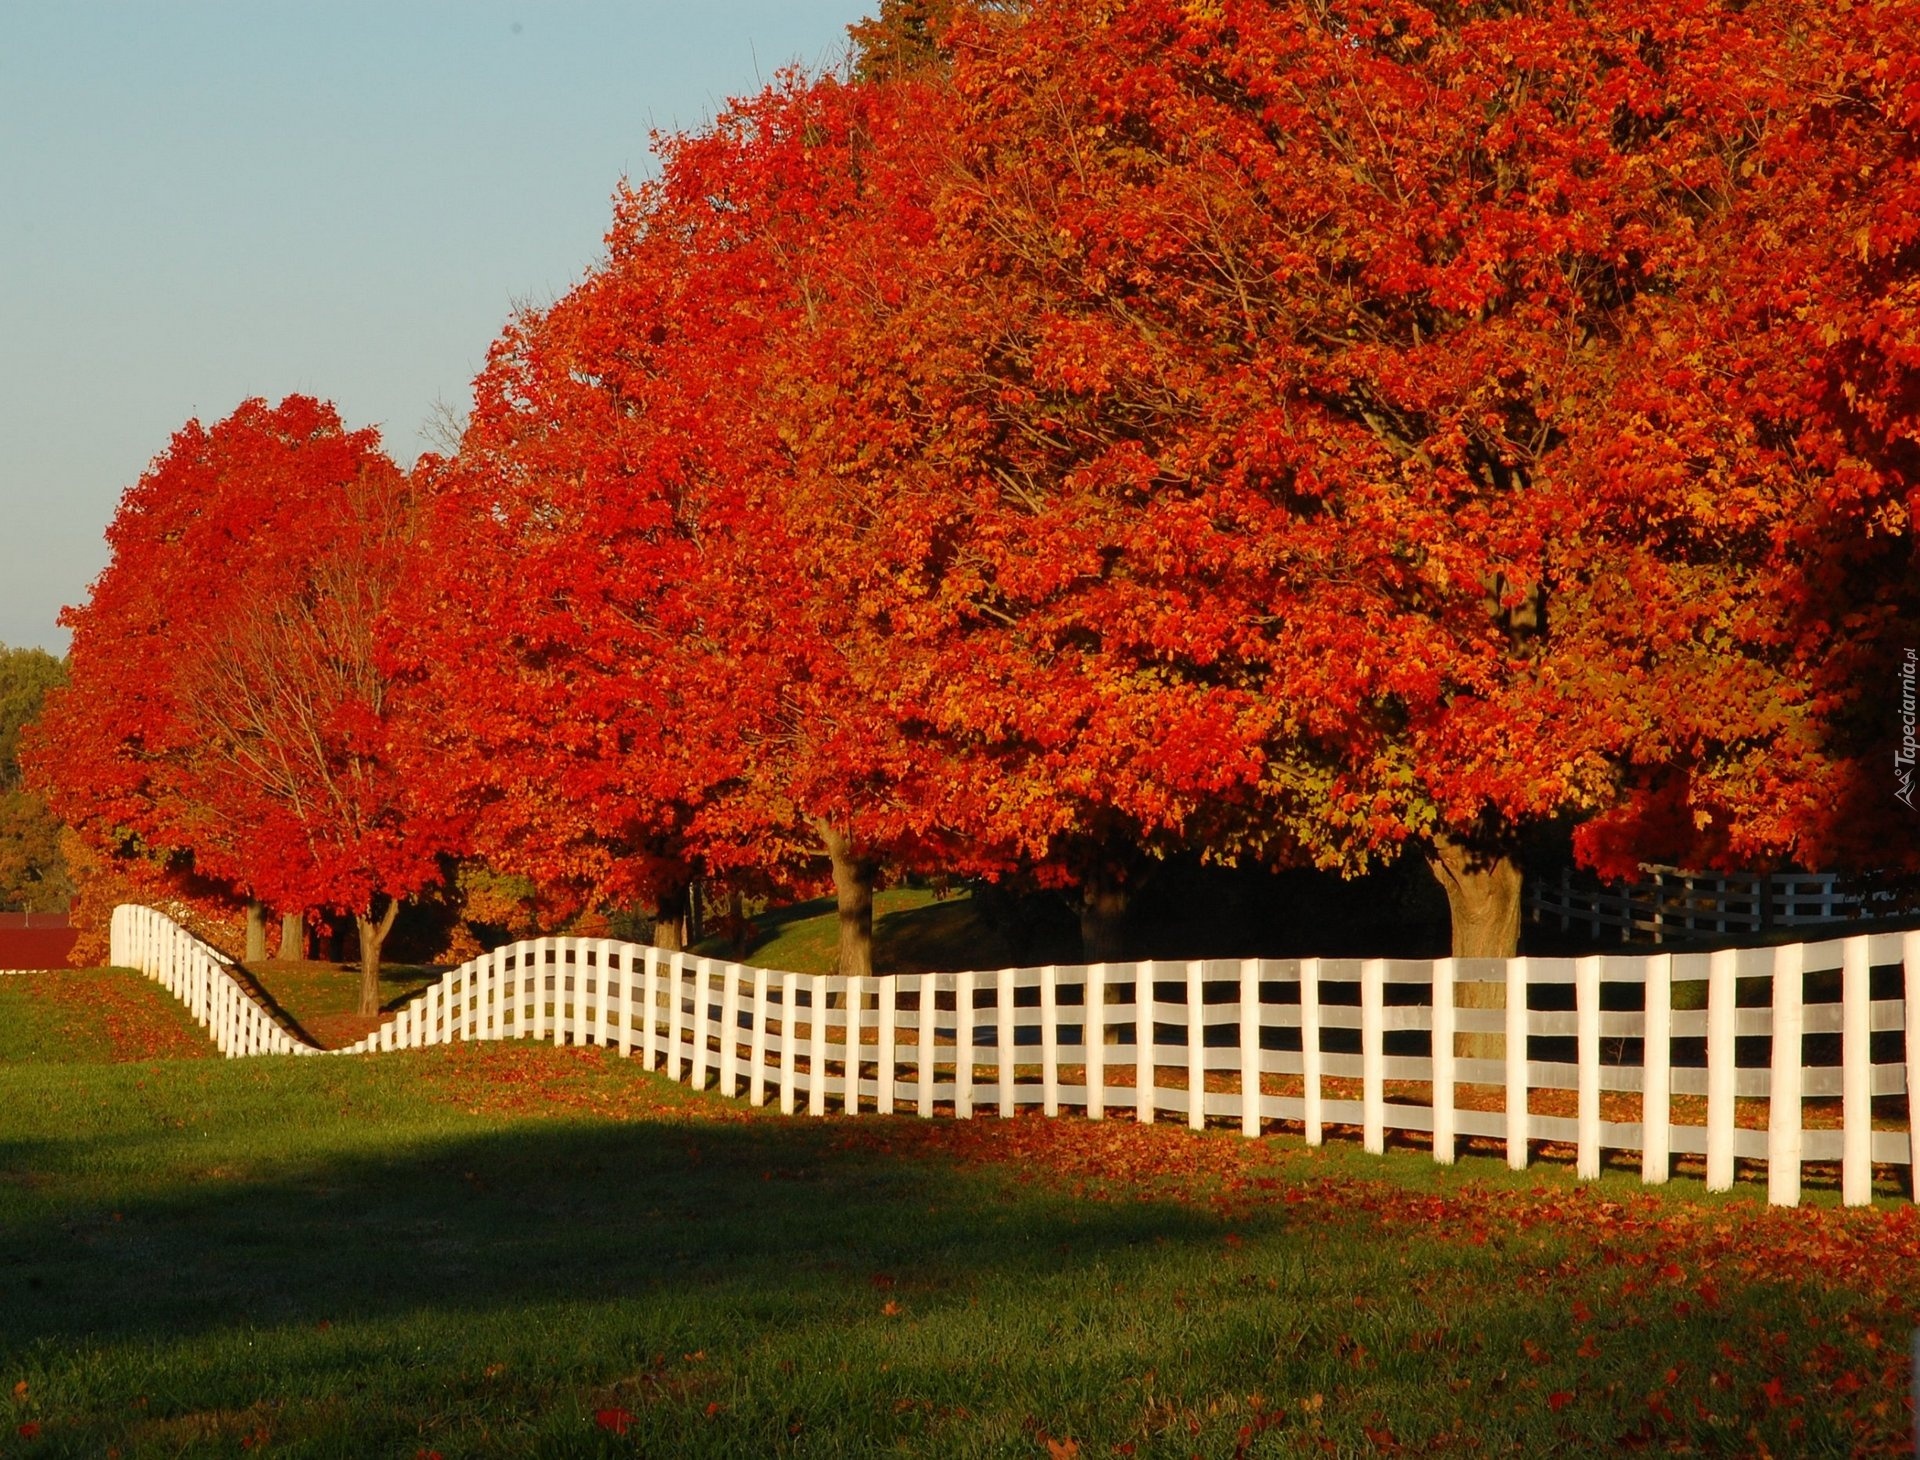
[0,1114,1230,1355]
[0,1059,1904,1456]
[714,892,1025,977]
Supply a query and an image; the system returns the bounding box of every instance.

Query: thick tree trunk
[354,898,401,1018]
[1078,866,1130,964]
[245,899,267,963]
[276,911,305,963]
[1427,834,1523,1060]
[819,821,877,979]
[652,882,688,952]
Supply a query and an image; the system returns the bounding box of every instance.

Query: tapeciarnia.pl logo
[1898,648,1918,809]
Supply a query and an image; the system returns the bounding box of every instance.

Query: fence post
[505,946,520,1040]
[1432,957,1456,1165]
[1506,957,1530,1170]
[596,941,615,1048]
[1136,962,1156,1127]
[1842,936,1873,1207]
[1240,958,1261,1139]
[471,952,489,1040]
[997,967,1016,1118]
[845,974,866,1115]
[1361,957,1385,1156]
[1086,963,1107,1120]
[1767,941,1805,1207]
[878,975,897,1115]
[720,962,742,1097]
[1187,960,1207,1132]
[917,972,937,1117]
[1041,965,1060,1118]
[1302,958,1323,1147]
[690,960,712,1092]
[529,939,547,1041]
[955,971,975,1118]
[1642,953,1672,1185]
[808,975,829,1117]
[1906,930,1920,1205]
[780,970,799,1116]
[1706,947,1736,1190]
[750,967,769,1105]
[667,953,686,1082]
[564,943,579,1045]
[618,947,635,1058]
[640,947,660,1068]
[1575,954,1602,1180]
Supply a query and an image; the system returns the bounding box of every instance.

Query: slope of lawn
[234,959,444,1049]
[0,968,214,1064]
[2,966,1916,1457]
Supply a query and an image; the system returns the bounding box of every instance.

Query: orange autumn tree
[28,397,462,1012]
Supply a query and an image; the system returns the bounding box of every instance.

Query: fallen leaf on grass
[594,1407,634,1435]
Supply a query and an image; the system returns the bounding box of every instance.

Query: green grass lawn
[2,969,1916,1456]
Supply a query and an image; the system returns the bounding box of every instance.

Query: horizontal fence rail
[109,905,1920,1209]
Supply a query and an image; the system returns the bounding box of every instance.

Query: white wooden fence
[1528,866,1892,944]
[110,905,313,1056]
[110,904,1920,1209]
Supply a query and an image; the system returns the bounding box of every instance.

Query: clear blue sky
[0,2,874,655]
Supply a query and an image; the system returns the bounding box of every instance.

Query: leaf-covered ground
[1,984,1916,1456]
[0,968,213,1064]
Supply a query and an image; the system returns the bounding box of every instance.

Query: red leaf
[594,1407,635,1435]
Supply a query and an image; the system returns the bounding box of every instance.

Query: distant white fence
[111,904,1920,1209]
[1528,866,1892,945]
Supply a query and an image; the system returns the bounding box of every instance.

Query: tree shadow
[0,1115,1236,1356]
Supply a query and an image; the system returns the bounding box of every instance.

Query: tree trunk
[724,887,750,956]
[354,897,401,1018]
[1078,866,1130,964]
[245,899,267,963]
[819,821,877,979]
[652,882,688,952]
[1427,834,1523,1060]
[276,910,305,963]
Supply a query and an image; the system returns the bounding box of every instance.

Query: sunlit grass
[1,974,1914,1457]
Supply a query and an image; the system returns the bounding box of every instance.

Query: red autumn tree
[413,69,1021,975]
[27,397,461,1011]
[1569,0,1920,879]
[839,0,1885,956]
